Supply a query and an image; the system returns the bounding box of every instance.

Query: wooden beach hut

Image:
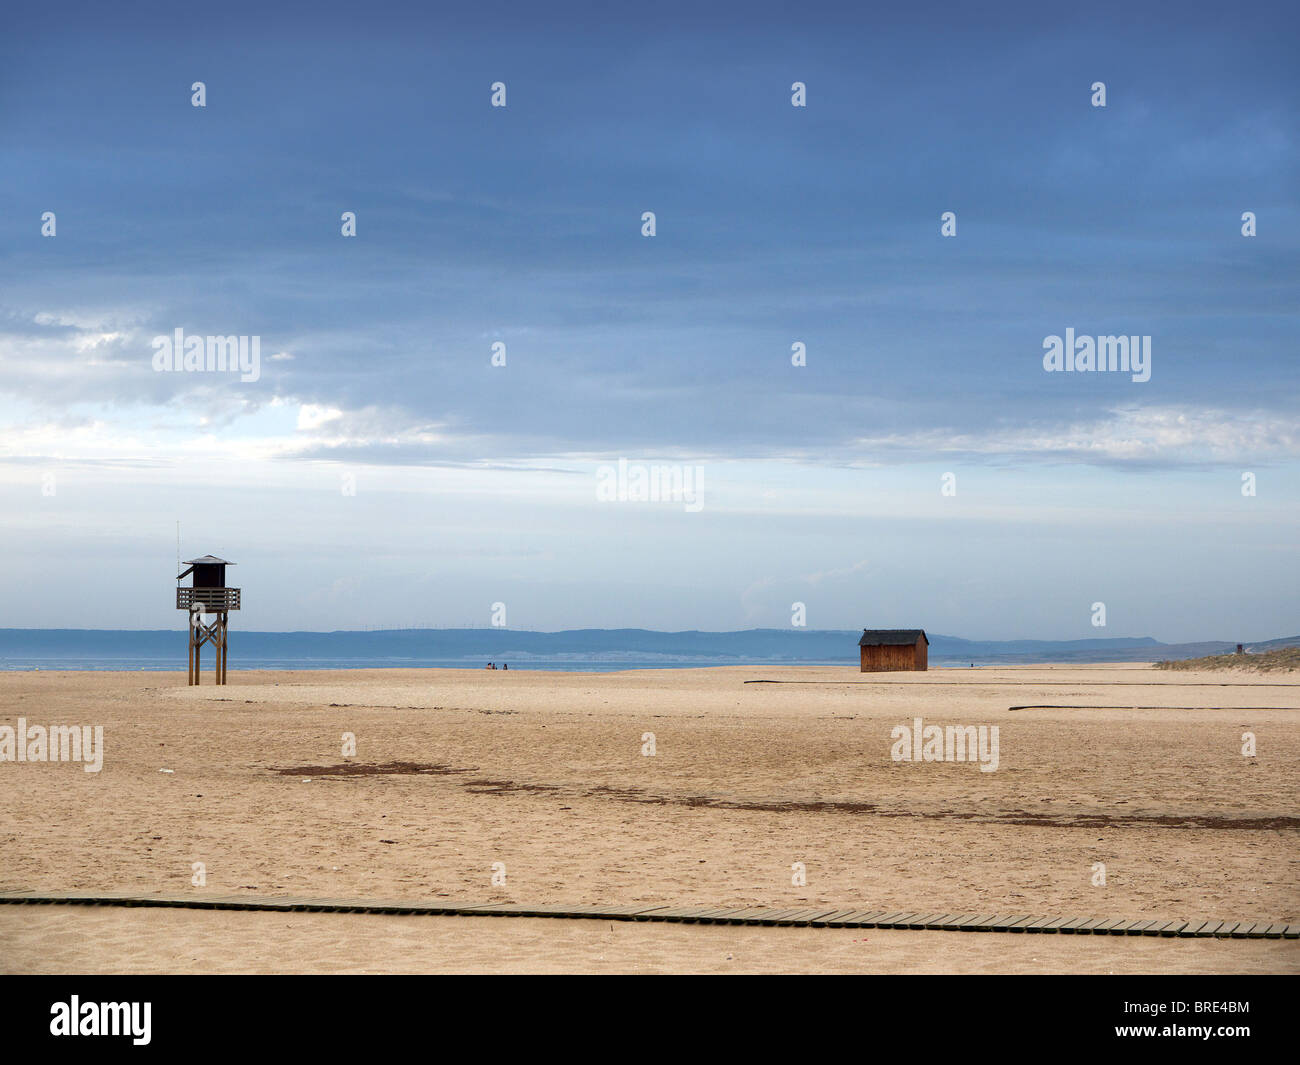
[858,629,928,672]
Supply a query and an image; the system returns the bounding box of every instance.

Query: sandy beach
[1,663,1297,973]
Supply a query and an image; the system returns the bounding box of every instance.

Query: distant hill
[1248,635,1300,651]
[1,627,1297,667]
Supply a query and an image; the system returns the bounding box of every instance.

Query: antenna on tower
[176,521,181,583]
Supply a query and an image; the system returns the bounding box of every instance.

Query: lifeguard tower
[176,555,240,684]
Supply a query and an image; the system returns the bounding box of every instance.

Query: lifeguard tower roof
[177,555,235,579]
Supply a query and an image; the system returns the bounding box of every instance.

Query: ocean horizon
[2,626,1290,672]
[1,655,869,673]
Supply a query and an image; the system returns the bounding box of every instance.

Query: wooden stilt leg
[181,594,237,685]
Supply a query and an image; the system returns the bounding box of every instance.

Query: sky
[0,0,1297,640]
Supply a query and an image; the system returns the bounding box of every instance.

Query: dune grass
[1155,647,1300,672]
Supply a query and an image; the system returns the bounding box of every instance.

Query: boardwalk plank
[799,909,845,925]
[810,909,859,926]
[865,912,905,926]
[877,913,917,928]
[906,913,944,929]
[728,908,777,923]
[672,907,727,922]
[942,913,982,929]
[845,910,897,925]
[777,909,826,924]
[691,907,745,921]
[752,909,805,924]
[968,915,1008,931]
[718,907,772,922]
[924,914,958,928]
[836,910,890,926]
[776,909,827,925]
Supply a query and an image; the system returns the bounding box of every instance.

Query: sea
[0,655,885,672]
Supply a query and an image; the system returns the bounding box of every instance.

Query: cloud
[804,560,873,585]
[847,406,1299,468]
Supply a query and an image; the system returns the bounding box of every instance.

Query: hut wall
[859,640,927,672]
[192,565,224,588]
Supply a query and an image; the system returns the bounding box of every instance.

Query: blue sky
[1,0,1297,640]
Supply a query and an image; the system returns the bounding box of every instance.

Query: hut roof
[859,629,928,647]
[177,555,236,580]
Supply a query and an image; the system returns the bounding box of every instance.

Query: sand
[1,663,1297,974]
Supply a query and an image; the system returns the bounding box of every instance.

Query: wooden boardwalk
[0,891,1296,939]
